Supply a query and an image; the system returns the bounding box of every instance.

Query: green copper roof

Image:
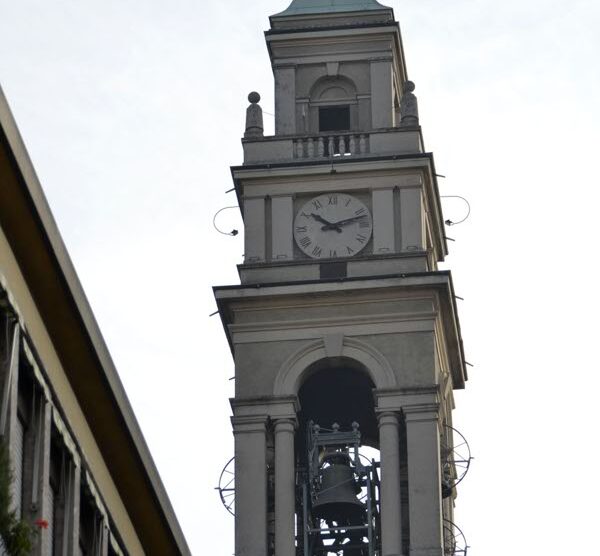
[273,0,392,17]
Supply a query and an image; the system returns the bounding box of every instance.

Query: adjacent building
[0,86,190,555]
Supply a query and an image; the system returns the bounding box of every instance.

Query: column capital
[376,410,400,427]
[273,417,297,431]
[231,415,269,435]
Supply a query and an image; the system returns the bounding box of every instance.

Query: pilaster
[370,59,394,129]
[243,196,266,263]
[271,195,294,260]
[400,187,424,252]
[403,400,443,556]
[372,187,395,254]
[274,65,296,135]
[231,414,269,556]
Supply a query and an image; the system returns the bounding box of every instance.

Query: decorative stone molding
[231,395,299,421]
[375,386,440,416]
[274,336,396,395]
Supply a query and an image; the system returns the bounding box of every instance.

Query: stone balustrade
[293,132,369,159]
[242,127,423,165]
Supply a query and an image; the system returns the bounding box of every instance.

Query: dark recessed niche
[320,262,347,280]
[319,106,350,132]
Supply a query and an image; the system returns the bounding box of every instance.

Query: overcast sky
[1,0,600,554]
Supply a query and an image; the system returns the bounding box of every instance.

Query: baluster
[359,134,367,154]
[296,139,304,159]
[349,135,356,155]
[307,137,314,158]
[339,135,346,155]
[328,136,335,157]
[317,137,325,157]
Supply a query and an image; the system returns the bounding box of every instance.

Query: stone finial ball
[404,80,416,92]
[248,91,261,104]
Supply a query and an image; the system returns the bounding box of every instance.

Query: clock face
[294,193,373,259]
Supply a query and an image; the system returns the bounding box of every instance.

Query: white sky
[1,0,600,554]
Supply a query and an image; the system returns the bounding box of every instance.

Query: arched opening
[307,76,359,134]
[296,357,378,464]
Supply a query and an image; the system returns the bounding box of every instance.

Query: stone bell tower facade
[214,2,468,556]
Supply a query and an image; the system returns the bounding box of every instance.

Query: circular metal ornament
[440,425,472,498]
[217,456,235,516]
[443,519,468,555]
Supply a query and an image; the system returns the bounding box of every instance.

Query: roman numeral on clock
[359,218,370,228]
[299,236,311,248]
[295,226,307,233]
[312,199,323,210]
[356,234,367,244]
[328,195,338,205]
[312,245,323,257]
[355,207,366,216]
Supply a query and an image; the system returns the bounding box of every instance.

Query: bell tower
[214,2,468,556]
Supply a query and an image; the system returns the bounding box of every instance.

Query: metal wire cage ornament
[443,519,468,556]
[216,456,235,516]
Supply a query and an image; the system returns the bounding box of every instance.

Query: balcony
[242,127,424,165]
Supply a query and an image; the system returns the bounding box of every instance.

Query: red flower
[34,518,49,529]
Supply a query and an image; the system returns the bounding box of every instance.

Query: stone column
[274,418,296,556]
[377,411,402,556]
[232,415,269,556]
[404,404,443,556]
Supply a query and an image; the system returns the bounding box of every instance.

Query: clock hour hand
[311,213,343,233]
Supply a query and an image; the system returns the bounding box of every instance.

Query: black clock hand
[311,213,343,233]
[310,212,334,226]
[332,215,368,227]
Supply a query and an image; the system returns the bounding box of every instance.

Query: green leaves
[0,438,33,556]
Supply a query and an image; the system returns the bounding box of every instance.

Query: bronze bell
[312,452,365,524]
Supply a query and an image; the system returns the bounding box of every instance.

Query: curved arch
[274,337,397,396]
[309,75,358,103]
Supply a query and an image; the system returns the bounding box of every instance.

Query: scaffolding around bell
[298,421,381,556]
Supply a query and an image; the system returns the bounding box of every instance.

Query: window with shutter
[12,416,25,517]
[46,483,56,556]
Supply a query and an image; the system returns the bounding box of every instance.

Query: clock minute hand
[333,215,367,227]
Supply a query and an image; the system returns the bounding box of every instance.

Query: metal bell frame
[299,421,381,556]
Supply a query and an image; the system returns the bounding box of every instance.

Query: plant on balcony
[0,438,33,555]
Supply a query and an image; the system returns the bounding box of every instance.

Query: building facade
[0,86,190,555]
[215,1,468,556]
